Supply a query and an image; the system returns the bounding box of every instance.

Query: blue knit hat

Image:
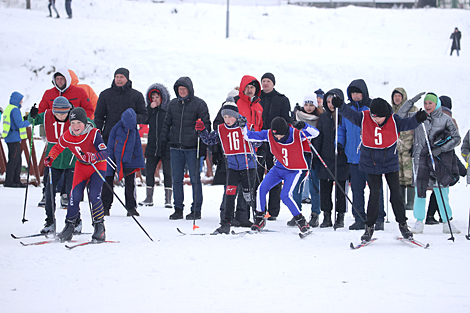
[10,91,24,106]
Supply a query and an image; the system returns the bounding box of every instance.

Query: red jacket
[38,68,94,118]
[236,75,263,131]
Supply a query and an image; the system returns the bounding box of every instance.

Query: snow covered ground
[1,1,470,312]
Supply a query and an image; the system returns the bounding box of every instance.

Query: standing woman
[398,92,461,234]
[48,0,60,18]
[139,83,172,208]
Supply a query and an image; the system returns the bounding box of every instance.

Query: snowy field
[1,0,470,312]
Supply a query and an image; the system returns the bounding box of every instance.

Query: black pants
[221,168,256,224]
[102,171,136,212]
[6,142,22,185]
[367,171,406,226]
[256,143,281,217]
[145,155,172,188]
[65,0,72,18]
[320,179,347,214]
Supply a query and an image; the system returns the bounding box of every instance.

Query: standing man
[337,79,385,230]
[257,72,291,220]
[160,77,211,220]
[94,68,148,216]
[65,0,72,19]
[38,68,94,118]
[450,27,461,56]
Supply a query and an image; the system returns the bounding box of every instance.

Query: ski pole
[300,130,365,223]
[22,120,35,223]
[84,154,153,242]
[242,128,256,222]
[193,125,201,231]
[48,167,56,237]
[334,107,338,230]
[422,123,454,242]
[466,203,470,240]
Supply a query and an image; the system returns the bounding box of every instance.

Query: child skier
[244,116,319,233]
[333,95,427,242]
[29,96,83,234]
[195,98,257,234]
[106,108,145,216]
[45,107,108,242]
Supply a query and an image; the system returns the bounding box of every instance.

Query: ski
[11,233,46,239]
[230,229,278,236]
[397,237,430,249]
[20,239,77,246]
[65,240,119,250]
[176,228,219,236]
[350,238,378,249]
[299,230,314,239]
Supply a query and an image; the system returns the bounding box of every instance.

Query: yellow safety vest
[2,104,27,139]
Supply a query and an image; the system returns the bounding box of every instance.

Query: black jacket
[94,80,148,143]
[259,88,291,129]
[314,88,349,181]
[144,83,171,157]
[161,77,211,154]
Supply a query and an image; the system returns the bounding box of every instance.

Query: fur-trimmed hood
[145,83,170,111]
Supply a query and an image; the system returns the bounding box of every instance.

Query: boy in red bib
[244,116,319,233]
[45,107,108,242]
[334,96,427,242]
[196,98,258,234]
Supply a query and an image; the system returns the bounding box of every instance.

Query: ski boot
[92,218,106,242]
[40,220,55,234]
[214,221,231,234]
[294,214,310,233]
[57,219,76,242]
[399,222,413,239]
[361,224,375,242]
[251,211,266,232]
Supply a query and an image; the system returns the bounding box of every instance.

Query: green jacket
[29,112,94,169]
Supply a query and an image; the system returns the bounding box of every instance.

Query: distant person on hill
[65,0,72,19]
[450,27,461,56]
[48,0,59,18]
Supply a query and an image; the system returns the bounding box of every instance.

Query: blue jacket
[337,79,370,164]
[107,108,145,179]
[339,102,421,175]
[4,92,30,143]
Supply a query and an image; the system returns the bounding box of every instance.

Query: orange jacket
[236,75,263,131]
[69,70,98,119]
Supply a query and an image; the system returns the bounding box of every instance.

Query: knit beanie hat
[52,96,71,114]
[10,91,24,106]
[271,116,289,136]
[424,93,438,105]
[370,98,391,117]
[114,67,130,80]
[314,88,325,99]
[303,93,318,107]
[221,97,239,119]
[261,72,275,85]
[69,107,87,125]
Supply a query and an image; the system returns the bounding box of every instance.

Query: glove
[44,156,54,167]
[431,147,442,157]
[415,109,428,123]
[292,121,305,130]
[332,95,343,108]
[23,112,29,121]
[294,104,302,113]
[29,104,38,119]
[337,143,344,155]
[410,92,426,103]
[238,116,247,128]
[195,119,205,131]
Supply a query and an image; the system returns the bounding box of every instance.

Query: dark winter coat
[107,108,145,180]
[160,77,211,156]
[339,100,421,175]
[144,83,170,157]
[451,30,461,50]
[260,88,291,129]
[314,88,349,181]
[337,79,371,164]
[94,79,148,143]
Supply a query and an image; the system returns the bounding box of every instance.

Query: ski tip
[350,242,356,249]
[11,234,18,239]
[176,228,185,235]
[20,241,27,246]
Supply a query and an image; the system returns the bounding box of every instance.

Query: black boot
[361,224,375,242]
[294,214,310,233]
[186,211,201,220]
[57,219,76,242]
[92,219,106,242]
[320,212,332,228]
[308,212,319,228]
[251,211,266,231]
[334,212,345,229]
[287,217,297,227]
[169,208,183,220]
[214,221,231,234]
[399,222,413,239]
